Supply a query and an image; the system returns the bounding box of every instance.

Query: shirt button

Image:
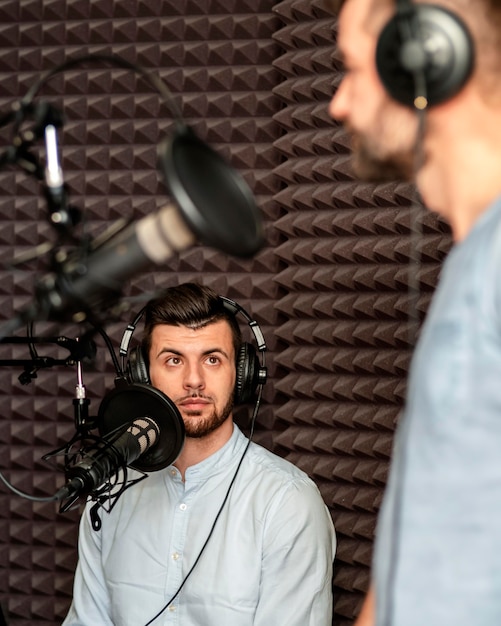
[179,503,187,511]
[168,605,176,612]
[170,469,177,477]
[172,552,180,561]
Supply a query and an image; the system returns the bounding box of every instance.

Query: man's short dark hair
[142,283,242,357]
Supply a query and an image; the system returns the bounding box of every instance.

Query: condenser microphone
[97,383,186,472]
[10,124,264,328]
[54,384,184,512]
[16,201,197,325]
[55,416,160,501]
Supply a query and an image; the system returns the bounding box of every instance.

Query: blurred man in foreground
[329,0,501,624]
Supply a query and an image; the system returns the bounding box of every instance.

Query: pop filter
[159,125,264,258]
[97,383,185,472]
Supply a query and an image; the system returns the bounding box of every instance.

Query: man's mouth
[178,397,211,410]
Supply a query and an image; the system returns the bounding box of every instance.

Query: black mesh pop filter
[159,125,264,258]
[98,383,185,472]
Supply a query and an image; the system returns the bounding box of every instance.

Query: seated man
[63,282,336,626]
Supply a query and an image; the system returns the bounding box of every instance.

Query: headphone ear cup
[375,4,474,107]
[126,345,150,385]
[234,342,260,405]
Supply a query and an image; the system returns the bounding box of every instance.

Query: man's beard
[351,132,416,183]
[182,393,234,439]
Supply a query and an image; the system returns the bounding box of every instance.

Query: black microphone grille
[127,417,160,455]
[98,384,185,472]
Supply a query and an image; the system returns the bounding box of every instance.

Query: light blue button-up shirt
[63,425,336,625]
[375,197,501,625]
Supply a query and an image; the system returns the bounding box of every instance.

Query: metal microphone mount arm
[0,334,97,386]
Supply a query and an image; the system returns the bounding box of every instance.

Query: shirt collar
[169,424,249,482]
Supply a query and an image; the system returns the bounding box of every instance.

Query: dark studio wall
[0,0,452,624]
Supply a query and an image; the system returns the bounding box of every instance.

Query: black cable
[0,468,59,502]
[17,53,183,131]
[27,322,38,360]
[381,26,428,626]
[142,384,263,626]
[90,323,123,379]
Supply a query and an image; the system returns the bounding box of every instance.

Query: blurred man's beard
[183,394,234,439]
[351,134,416,183]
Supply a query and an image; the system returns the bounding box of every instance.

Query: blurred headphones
[375,0,475,108]
[118,295,267,405]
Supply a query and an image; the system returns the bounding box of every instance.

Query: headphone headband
[217,295,267,354]
[118,293,267,404]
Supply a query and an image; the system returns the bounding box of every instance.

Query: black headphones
[375,0,474,108]
[118,295,267,405]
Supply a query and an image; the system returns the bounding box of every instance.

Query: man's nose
[329,77,348,121]
[183,362,204,390]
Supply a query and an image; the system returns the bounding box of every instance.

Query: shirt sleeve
[254,477,336,626]
[62,503,114,626]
